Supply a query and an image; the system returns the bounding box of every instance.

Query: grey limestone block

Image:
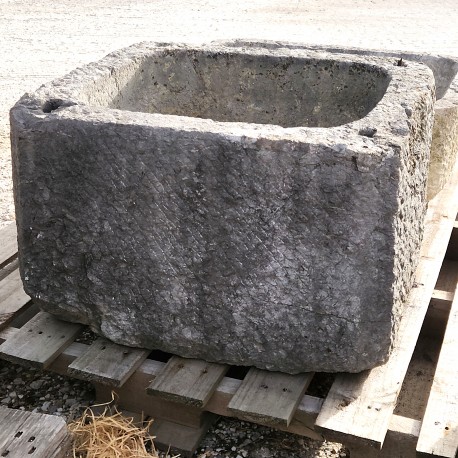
[10,42,435,373]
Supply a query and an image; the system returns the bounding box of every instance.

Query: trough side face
[10,43,435,373]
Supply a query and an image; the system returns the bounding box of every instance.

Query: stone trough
[11,42,437,373]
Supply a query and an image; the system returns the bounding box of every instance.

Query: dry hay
[68,396,178,458]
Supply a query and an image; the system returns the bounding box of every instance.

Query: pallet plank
[0,406,70,458]
[227,367,313,427]
[315,160,458,448]
[0,311,82,368]
[0,222,18,268]
[416,282,458,458]
[68,337,149,387]
[0,268,31,331]
[147,356,228,408]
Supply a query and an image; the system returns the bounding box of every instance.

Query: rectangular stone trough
[10,42,436,373]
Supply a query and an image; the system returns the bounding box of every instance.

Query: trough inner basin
[101,50,390,128]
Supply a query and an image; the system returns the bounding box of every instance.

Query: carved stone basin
[10,42,435,372]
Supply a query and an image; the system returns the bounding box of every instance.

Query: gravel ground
[1,0,458,456]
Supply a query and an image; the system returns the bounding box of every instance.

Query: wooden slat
[0,268,31,331]
[315,160,458,448]
[0,406,70,458]
[227,367,313,427]
[0,222,18,268]
[416,283,458,457]
[0,311,82,368]
[68,337,149,387]
[147,356,228,408]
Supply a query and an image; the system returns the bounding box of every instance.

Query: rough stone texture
[221,40,458,200]
[11,42,435,373]
[428,79,458,198]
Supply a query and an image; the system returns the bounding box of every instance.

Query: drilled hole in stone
[14,432,23,438]
[28,437,35,442]
[28,446,36,455]
[1,450,10,456]
[42,99,63,113]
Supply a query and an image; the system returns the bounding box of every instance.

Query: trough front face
[10,43,435,373]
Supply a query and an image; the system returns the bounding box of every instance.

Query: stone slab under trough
[10,42,435,373]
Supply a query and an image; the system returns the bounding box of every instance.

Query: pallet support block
[149,414,217,458]
[94,380,210,429]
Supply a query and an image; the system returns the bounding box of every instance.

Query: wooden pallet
[1,161,458,457]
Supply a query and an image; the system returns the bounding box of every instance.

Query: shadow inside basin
[99,49,391,128]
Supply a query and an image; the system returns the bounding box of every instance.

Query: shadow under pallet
[1,159,458,458]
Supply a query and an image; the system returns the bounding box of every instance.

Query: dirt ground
[1,0,458,227]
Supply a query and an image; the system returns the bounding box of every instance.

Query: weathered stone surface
[10,42,435,373]
[221,40,458,200]
[428,81,458,199]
